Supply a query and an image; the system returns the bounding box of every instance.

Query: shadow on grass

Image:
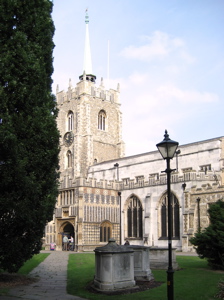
[68,253,224,300]
[87,279,164,296]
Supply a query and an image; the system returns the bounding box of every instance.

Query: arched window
[68,111,74,131]
[127,196,143,238]
[100,221,112,242]
[160,193,180,239]
[98,110,106,131]
[67,151,72,168]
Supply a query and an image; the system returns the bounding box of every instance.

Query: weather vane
[85,8,89,24]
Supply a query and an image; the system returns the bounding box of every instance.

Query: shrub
[190,199,224,270]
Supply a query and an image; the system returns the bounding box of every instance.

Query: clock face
[64,132,74,146]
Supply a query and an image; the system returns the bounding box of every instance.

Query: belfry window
[68,111,74,131]
[127,196,143,238]
[98,110,106,131]
[67,151,72,168]
[160,193,180,239]
[100,221,112,242]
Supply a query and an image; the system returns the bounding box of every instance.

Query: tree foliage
[190,199,224,270]
[0,0,60,272]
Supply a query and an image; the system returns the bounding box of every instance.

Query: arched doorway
[60,222,75,251]
[63,223,74,237]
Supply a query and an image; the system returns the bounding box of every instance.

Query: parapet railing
[59,170,219,191]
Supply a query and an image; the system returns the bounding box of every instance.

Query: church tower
[44,11,125,251]
[56,10,125,180]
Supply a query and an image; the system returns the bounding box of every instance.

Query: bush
[215,279,224,299]
[190,199,224,270]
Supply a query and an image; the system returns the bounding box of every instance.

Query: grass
[67,253,224,300]
[17,253,50,275]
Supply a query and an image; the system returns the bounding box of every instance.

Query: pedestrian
[63,235,68,251]
[124,240,130,245]
[70,235,74,251]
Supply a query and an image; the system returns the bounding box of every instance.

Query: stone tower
[56,11,125,180]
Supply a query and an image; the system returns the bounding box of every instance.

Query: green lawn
[17,253,50,275]
[68,253,224,300]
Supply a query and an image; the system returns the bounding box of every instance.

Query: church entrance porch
[57,220,75,251]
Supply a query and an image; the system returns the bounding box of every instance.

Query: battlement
[59,169,222,191]
[56,77,120,105]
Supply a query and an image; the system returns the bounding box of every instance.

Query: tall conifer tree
[0,0,60,272]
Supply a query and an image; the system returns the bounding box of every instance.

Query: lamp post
[114,163,122,245]
[156,130,179,300]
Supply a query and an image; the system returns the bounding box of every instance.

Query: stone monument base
[94,239,136,291]
[150,247,179,269]
[127,245,154,281]
[93,277,136,291]
[91,282,139,293]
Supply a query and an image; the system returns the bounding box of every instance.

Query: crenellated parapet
[56,76,120,106]
[58,169,222,191]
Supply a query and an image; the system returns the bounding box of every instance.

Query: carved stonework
[183,215,188,233]
[189,214,194,229]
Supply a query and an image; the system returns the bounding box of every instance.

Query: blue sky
[52,0,224,156]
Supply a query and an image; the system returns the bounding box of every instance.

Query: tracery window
[98,110,106,131]
[67,151,72,168]
[68,111,74,131]
[160,193,180,239]
[100,221,112,242]
[127,196,143,238]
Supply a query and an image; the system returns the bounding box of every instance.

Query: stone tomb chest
[127,245,154,281]
[94,239,136,291]
[150,247,179,269]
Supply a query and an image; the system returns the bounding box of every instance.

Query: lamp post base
[167,268,174,300]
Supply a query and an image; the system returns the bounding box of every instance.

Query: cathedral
[44,12,224,252]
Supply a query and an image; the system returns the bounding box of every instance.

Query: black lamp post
[114,163,122,245]
[156,130,179,300]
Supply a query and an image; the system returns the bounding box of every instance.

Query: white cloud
[179,50,196,64]
[120,31,170,61]
[116,72,220,156]
[120,31,195,64]
[157,84,219,103]
[128,72,151,85]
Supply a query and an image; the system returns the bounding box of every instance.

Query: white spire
[83,9,92,75]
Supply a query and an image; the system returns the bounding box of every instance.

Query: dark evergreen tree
[190,199,224,270]
[0,0,60,272]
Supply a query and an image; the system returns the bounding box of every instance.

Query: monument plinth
[94,239,136,291]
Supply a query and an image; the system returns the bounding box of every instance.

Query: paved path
[1,251,87,300]
[1,250,197,300]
